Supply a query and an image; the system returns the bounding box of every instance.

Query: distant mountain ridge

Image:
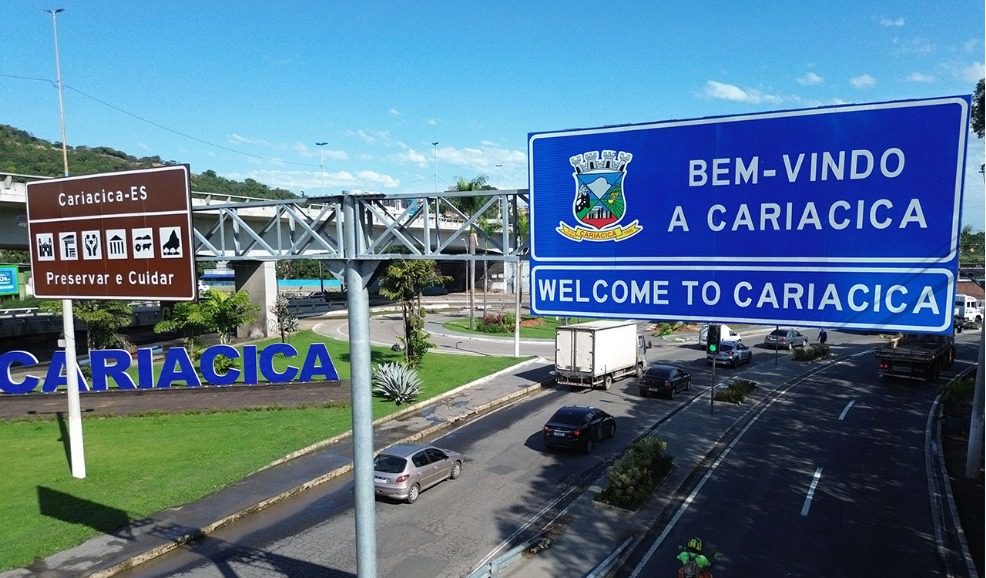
[0,124,296,200]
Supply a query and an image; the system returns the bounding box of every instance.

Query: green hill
[0,124,297,200]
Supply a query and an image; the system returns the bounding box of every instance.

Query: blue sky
[3,1,984,230]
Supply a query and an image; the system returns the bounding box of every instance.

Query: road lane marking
[628,349,874,578]
[801,467,823,517]
[838,399,855,421]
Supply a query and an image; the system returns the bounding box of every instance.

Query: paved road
[314,312,557,359]
[621,335,982,578]
[112,329,863,578]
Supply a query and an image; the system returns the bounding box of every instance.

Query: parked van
[699,324,741,346]
[954,294,983,324]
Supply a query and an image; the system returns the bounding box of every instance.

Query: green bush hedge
[792,343,830,361]
[714,379,758,404]
[596,436,674,510]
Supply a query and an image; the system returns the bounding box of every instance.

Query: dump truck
[554,320,651,390]
[875,333,956,382]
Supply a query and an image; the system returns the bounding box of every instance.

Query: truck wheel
[603,376,613,390]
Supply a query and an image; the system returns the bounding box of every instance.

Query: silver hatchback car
[373,443,463,503]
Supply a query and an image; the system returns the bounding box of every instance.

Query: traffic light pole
[706,324,720,415]
[709,355,716,414]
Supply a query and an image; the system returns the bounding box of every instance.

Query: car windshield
[374,454,407,473]
[549,409,586,426]
[719,343,735,352]
[645,366,673,378]
[769,329,788,337]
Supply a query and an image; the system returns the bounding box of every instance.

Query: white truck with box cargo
[954,293,983,326]
[554,320,651,390]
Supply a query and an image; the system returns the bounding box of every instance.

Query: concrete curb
[86,359,555,578]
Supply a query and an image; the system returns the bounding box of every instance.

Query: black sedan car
[542,405,616,454]
[639,364,691,398]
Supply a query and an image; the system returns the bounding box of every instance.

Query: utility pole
[47,6,85,479]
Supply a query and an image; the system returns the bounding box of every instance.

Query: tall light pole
[47,6,85,479]
[315,141,328,196]
[315,142,328,295]
[431,142,439,193]
[47,8,69,176]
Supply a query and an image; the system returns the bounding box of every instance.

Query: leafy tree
[41,299,135,354]
[154,289,259,349]
[973,79,984,139]
[269,294,300,343]
[0,124,295,199]
[960,225,985,267]
[154,301,212,358]
[198,289,261,345]
[276,258,323,279]
[0,250,29,264]
[379,260,450,366]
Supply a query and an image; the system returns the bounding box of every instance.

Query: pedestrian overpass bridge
[0,173,529,337]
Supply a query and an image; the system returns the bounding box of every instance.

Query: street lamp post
[46,6,85,479]
[315,142,328,295]
[432,141,439,193]
[315,141,328,196]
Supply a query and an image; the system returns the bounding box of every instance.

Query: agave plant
[372,362,422,405]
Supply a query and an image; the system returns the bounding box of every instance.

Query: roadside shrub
[793,343,830,361]
[596,436,674,510]
[478,312,516,334]
[714,379,758,404]
[211,354,239,377]
[941,376,975,402]
[371,362,422,405]
[654,322,682,336]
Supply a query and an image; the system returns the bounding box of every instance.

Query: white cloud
[347,129,393,146]
[905,72,935,83]
[880,17,905,27]
[797,72,824,86]
[394,147,430,168]
[850,74,877,88]
[295,142,349,161]
[701,80,783,104]
[956,61,985,83]
[388,108,400,117]
[425,118,439,126]
[228,133,274,147]
[891,36,936,54]
[356,170,400,188]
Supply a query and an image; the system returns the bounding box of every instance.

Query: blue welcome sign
[528,97,970,334]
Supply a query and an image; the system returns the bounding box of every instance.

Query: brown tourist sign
[26,166,196,300]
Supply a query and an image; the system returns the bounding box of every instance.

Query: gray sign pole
[344,193,378,576]
[48,6,85,479]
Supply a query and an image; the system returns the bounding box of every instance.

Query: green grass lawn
[0,331,528,571]
[443,315,599,340]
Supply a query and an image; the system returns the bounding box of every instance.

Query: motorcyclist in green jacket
[676,537,712,578]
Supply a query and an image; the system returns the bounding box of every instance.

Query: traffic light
[706,324,721,354]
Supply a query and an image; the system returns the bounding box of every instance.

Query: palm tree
[198,289,260,345]
[453,176,497,328]
[379,259,450,366]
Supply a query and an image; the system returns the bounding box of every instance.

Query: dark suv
[542,405,616,454]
